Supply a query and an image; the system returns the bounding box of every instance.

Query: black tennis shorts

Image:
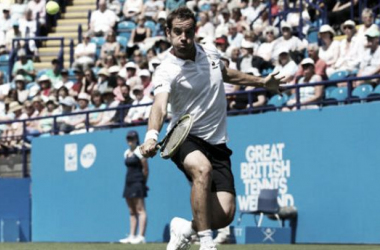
[171,134,236,196]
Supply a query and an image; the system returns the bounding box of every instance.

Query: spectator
[208,0,220,27]
[94,68,110,93]
[84,68,97,93]
[256,26,278,62]
[89,90,106,126]
[117,52,128,68]
[5,20,22,51]
[0,5,12,35]
[328,0,358,28]
[65,92,91,132]
[71,67,85,96]
[148,57,161,73]
[0,71,11,113]
[19,9,37,38]
[114,73,127,101]
[57,86,69,102]
[37,96,59,134]
[272,48,298,84]
[119,130,148,245]
[125,61,139,83]
[244,0,266,25]
[45,59,62,87]
[55,69,74,90]
[142,0,164,21]
[215,8,232,38]
[27,0,46,24]
[107,0,122,15]
[31,96,45,116]
[294,43,327,82]
[74,32,96,69]
[214,36,229,54]
[108,65,120,88]
[237,39,271,74]
[231,7,249,33]
[2,101,24,147]
[357,8,379,49]
[124,85,151,124]
[273,21,307,63]
[100,30,121,63]
[12,49,35,83]
[330,20,361,76]
[318,24,340,77]
[90,0,118,36]
[104,54,118,69]
[92,88,120,127]
[11,0,28,22]
[166,0,185,12]
[128,16,151,56]
[197,11,215,40]
[145,48,157,62]
[138,69,153,99]
[14,75,29,103]
[122,0,143,21]
[355,28,380,87]
[284,58,323,111]
[227,23,244,48]
[57,96,77,134]
[37,75,52,100]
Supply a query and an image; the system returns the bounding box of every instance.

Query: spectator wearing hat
[329,20,361,77]
[272,48,298,84]
[74,32,96,69]
[138,69,153,99]
[99,30,121,64]
[68,92,91,132]
[256,26,278,62]
[293,43,327,83]
[46,59,62,87]
[55,69,74,90]
[284,58,323,111]
[90,0,118,36]
[14,75,29,103]
[357,8,379,50]
[108,65,120,88]
[122,0,143,21]
[93,68,110,94]
[214,36,229,54]
[125,61,139,83]
[92,87,120,127]
[355,28,380,87]
[273,21,307,63]
[37,96,59,134]
[119,130,148,245]
[237,39,271,75]
[37,75,52,99]
[227,23,244,48]
[57,96,77,134]
[318,24,340,77]
[12,49,36,83]
[31,96,46,117]
[124,85,152,124]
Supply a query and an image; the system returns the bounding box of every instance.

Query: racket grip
[155,144,161,150]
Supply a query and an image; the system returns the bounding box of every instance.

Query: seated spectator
[14,75,29,103]
[57,86,69,102]
[117,51,128,68]
[197,11,215,41]
[355,28,380,87]
[284,58,323,111]
[125,61,139,84]
[284,1,310,35]
[56,96,77,134]
[227,23,244,48]
[27,0,46,25]
[148,57,161,73]
[215,8,233,38]
[107,0,121,16]
[214,36,229,55]
[1,101,24,147]
[5,20,22,51]
[0,5,12,35]
[90,0,118,36]
[146,48,157,62]
[0,71,11,112]
[293,43,327,82]
[256,26,278,63]
[36,96,59,134]
[329,20,361,76]
[124,85,152,124]
[37,75,52,100]
[237,39,267,73]
[273,21,307,63]
[142,0,164,21]
[65,92,91,132]
[45,59,62,88]
[32,96,45,117]
[357,8,379,49]
[19,9,37,38]
[231,7,249,33]
[128,15,151,56]
[108,65,119,88]
[74,32,96,69]
[153,11,167,37]
[328,0,358,28]
[122,0,143,21]
[318,24,340,77]
[11,0,27,22]
[243,0,266,25]
[113,73,127,102]
[93,68,110,93]
[138,69,153,99]
[71,67,85,96]
[273,48,298,84]
[12,49,35,83]
[55,69,74,90]
[99,30,120,64]
[92,88,120,127]
[89,90,106,126]
[84,68,97,93]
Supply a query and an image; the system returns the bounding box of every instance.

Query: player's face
[167,18,195,56]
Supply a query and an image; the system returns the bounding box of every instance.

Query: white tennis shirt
[153,43,228,145]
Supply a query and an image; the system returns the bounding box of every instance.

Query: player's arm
[222,67,285,95]
[140,92,169,157]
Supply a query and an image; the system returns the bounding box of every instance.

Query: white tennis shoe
[167,217,191,250]
[119,235,134,244]
[130,235,146,244]
[199,241,218,250]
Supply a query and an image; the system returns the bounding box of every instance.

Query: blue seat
[116,36,128,49]
[144,20,156,33]
[0,54,9,62]
[117,20,136,31]
[91,37,105,47]
[330,87,348,102]
[351,84,373,100]
[329,70,349,81]
[267,94,288,109]
[118,32,132,41]
[37,69,49,79]
[200,3,210,11]
[324,86,337,99]
[307,30,318,44]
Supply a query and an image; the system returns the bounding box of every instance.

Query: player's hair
[166,6,196,31]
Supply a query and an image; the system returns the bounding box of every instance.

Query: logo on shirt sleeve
[211,61,219,69]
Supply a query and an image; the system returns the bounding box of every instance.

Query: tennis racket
[135,114,194,159]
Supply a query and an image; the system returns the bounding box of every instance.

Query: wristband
[144,129,159,142]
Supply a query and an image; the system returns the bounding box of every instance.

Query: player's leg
[135,198,147,238]
[210,191,235,230]
[126,198,138,236]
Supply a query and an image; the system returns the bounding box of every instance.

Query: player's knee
[193,164,212,184]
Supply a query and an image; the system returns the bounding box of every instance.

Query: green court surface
[0,243,379,250]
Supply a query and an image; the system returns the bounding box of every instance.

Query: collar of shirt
[166,43,205,66]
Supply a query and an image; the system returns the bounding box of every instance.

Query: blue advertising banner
[32,102,380,243]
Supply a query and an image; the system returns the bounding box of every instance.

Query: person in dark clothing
[119,130,149,245]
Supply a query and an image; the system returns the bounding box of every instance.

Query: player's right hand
[140,139,158,158]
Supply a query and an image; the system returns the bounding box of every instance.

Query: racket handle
[155,144,161,150]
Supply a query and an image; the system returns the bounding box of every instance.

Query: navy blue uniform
[123,151,147,198]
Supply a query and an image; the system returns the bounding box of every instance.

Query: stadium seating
[329,70,349,81]
[267,94,289,111]
[116,36,128,50]
[330,87,348,104]
[351,84,373,102]
[144,20,156,33]
[117,21,136,41]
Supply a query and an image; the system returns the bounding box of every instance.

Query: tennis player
[140,7,284,250]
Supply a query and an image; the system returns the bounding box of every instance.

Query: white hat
[126,61,137,69]
[98,68,110,77]
[341,20,356,32]
[158,11,167,20]
[300,58,315,66]
[281,21,292,30]
[37,75,51,83]
[132,84,144,92]
[8,101,23,113]
[108,65,120,74]
[241,39,255,49]
[277,47,289,56]
[78,92,90,102]
[60,96,76,107]
[365,27,380,38]
[263,26,279,37]
[244,67,261,76]
[138,69,151,77]
[150,57,161,65]
[14,75,25,82]
[319,24,336,36]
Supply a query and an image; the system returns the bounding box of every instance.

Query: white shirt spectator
[359,46,380,76]
[11,2,27,21]
[273,36,307,58]
[273,59,298,82]
[0,16,12,34]
[244,3,266,24]
[123,0,143,18]
[125,95,152,122]
[143,0,164,19]
[90,9,118,34]
[256,40,276,62]
[75,42,96,65]
[27,0,46,24]
[19,18,37,37]
[228,32,244,48]
[334,36,361,72]
[318,40,340,66]
[198,22,215,40]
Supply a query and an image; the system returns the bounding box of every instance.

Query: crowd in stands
[0,0,380,150]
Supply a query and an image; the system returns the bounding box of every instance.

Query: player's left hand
[263,72,286,95]
[140,139,158,158]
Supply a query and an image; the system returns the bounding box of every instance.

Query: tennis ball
[46,1,60,15]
